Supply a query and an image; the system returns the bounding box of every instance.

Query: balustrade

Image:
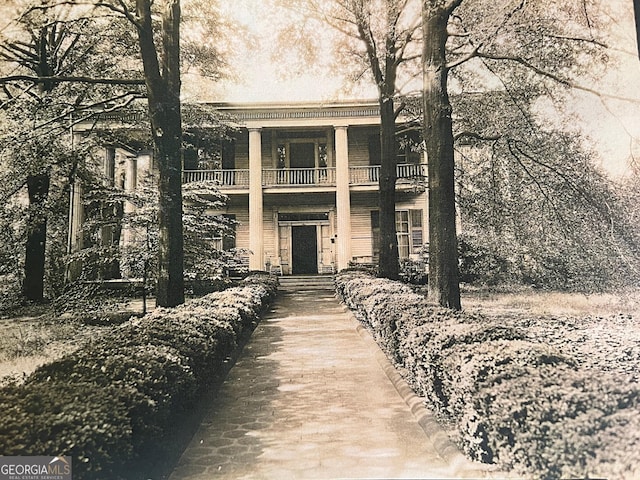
[182,164,425,188]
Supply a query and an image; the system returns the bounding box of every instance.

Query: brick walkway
[168,285,498,479]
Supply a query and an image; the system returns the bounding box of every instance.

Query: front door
[292,225,318,274]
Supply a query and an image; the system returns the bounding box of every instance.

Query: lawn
[462,288,640,382]
[2,286,638,385]
[0,297,145,385]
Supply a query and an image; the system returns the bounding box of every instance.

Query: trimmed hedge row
[336,271,640,479]
[0,273,278,480]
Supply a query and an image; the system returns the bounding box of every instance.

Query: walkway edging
[344,306,511,479]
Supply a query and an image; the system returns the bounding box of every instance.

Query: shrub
[0,381,133,479]
[0,273,278,480]
[336,271,640,479]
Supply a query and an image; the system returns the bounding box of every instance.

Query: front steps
[277,274,335,291]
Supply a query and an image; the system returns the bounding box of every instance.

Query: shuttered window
[371,209,424,260]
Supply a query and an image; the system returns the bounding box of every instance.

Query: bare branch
[0,75,145,86]
[477,51,640,103]
[446,45,480,70]
[454,131,501,142]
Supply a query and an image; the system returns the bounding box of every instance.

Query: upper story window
[368,126,424,166]
[183,135,235,171]
[275,131,331,169]
[397,129,423,164]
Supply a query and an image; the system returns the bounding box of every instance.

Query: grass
[462,286,640,317]
[0,301,131,385]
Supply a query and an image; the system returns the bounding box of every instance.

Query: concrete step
[277,275,335,291]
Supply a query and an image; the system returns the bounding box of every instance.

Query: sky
[182,0,640,178]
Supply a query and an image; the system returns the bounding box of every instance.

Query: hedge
[0,273,278,480]
[336,271,640,479]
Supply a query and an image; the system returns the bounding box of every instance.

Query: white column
[121,156,138,248]
[249,128,264,271]
[67,183,84,252]
[335,126,352,271]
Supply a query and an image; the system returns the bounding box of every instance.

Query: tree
[456,121,640,290]
[78,171,233,314]
[85,0,231,306]
[0,1,144,301]
[422,0,461,309]
[282,0,422,280]
[634,0,640,59]
[419,0,611,308]
[132,0,185,307]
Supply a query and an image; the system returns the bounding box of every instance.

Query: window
[371,209,424,260]
[318,143,328,167]
[369,129,423,166]
[212,214,236,251]
[397,129,423,164]
[410,209,423,254]
[396,211,410,259]
[277,144,286,168]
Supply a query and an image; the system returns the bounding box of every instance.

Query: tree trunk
[378,97,400,280]
[23,173,50,302]
[136,0,184,307]
[422,4,461,310]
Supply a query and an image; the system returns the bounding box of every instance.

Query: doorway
[289,142,316,169]
[291,225,318,274]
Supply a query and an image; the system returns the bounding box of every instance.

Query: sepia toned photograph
[0,0,639,479]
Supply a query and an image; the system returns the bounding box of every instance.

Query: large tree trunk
[378,97,400,280]
[23,173,50,302]
[136,0,184,307]
[422,4,461,310]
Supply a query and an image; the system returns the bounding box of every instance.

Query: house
[70,100,429,276]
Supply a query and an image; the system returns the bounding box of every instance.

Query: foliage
[0,0,144,302]
[456,130,640,291]
[398,258,428,285]
[51,281,138,325]
[336,271,640,479]
[457,233,512,286]
[0,273,277,480]
[74,171,239,288]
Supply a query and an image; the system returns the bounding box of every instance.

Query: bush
[336,271,640,479]
[0,273,278,480]
[458,233,512,285]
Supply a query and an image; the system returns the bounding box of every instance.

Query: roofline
[199,99,380,110]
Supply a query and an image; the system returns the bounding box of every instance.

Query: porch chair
[269,258,284,276]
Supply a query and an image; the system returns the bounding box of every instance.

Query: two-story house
[70,100,428,276]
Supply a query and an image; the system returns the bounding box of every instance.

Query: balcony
[182,163,426,189]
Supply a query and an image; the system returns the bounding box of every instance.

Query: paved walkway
[169,285,497,480]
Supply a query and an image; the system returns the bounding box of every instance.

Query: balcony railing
[182,163,426,188]
[182,169,249,186]
[262,168,337,186]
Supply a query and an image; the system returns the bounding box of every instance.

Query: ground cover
[0,308,113,385]
[337,272,640,479]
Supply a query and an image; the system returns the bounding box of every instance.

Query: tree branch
[0,75,145,86]
[477,51,640,103]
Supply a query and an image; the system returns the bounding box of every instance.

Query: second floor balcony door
[290,143,315,184]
